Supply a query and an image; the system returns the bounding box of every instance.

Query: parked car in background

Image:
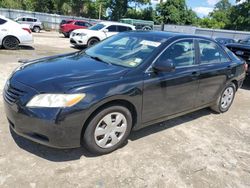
[15,17,43,33]
[226,37,250,76]
[0,16,32,49]
[3,31,246,154]
[120,18,154,30]
[59,19,68,26]
[59,20,92,37]
[215,37,235,46]
[70,21,135,47]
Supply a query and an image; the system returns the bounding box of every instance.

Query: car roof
[99,21,134,28]
[16,16,38,19]
[0,15,6,19]
[126,31,216,41]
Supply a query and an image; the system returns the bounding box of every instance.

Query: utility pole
[160,0,164,31]
[99,3,102,20]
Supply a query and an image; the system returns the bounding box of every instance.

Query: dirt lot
[0,31,250,188]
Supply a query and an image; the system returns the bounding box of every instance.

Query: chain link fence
[0,8,101,30]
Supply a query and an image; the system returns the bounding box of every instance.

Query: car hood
[11,52,129,93]
[226,43,250,50]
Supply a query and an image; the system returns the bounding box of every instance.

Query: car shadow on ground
[70,45,87,50]
[10,108,212,162]
[0,45,34,51]
[17,45,35,50]
[129,108,212,141]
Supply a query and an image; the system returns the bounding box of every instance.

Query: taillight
[244,63,248,72]
[22,28,31,34]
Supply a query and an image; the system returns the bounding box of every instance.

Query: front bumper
[3,80,85,149]
[20,34,33,45]
[70,36,88,46]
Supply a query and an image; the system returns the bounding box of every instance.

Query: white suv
[70,22,135,47]
[15,17,43,33]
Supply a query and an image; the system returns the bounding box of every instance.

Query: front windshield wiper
[87,54,111,65]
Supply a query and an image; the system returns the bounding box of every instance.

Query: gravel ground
[0,31,250,188]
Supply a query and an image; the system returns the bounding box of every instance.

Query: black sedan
[215,37,235,46]
[3,31,246,154]
[226,38,250,76]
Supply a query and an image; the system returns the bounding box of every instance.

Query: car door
[105,25,118,37]
[196,39,231,107]
[142,39,200,123]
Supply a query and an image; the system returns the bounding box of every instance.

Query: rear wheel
[87,38,99,47]
[210,83,236,113]
[2,36,19,50]
[83,105,132,154]
[33,26,40,33]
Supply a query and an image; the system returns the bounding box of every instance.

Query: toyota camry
[3,31,246,154]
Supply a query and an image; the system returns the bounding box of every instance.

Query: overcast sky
[150,0,247,17]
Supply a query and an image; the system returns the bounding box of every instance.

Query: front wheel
[83,105,132,155]
[2,36,19,50]
[210,83,236,113]
[87,38,99,47]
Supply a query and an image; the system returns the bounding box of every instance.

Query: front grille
[229,47,250,63]
[4,84,25,105]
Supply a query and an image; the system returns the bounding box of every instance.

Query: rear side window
[0,18,7,25]
[199,40,230,64]
[75,21,85,26]
[27,18,34,22]
[117,26,131,32]
[106,25,117,32]
[156,39,195,68]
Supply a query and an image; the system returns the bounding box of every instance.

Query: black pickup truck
[226,38,250,76]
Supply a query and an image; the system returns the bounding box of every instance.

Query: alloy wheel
[3,37,19,49]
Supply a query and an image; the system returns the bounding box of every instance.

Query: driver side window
[156,39,195,68]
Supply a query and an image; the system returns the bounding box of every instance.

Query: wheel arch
[231,79,238,90]
[88,36,100,43]
[2,35,20,45]
[80,99,138,145]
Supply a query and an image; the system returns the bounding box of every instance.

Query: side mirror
[103,29,108,32]
[153,59,175,72]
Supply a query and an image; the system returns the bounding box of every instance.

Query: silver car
[15,17,43,33]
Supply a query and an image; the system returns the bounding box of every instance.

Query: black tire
[87,38,99,47]
[63,33,68,37]
[83,105,132,155]
[2,36,19,50]
[63,31,71,38]
[210,83,236,113]
[33,26,40,33]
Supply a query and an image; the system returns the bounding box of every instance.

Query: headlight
[26,94,85,108]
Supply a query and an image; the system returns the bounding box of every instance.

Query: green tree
[227,1,250,31]
[209,0,231,28]
[155,0,197,25]
[106,0,150,21]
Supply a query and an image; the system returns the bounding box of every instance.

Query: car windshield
[85,33,168,68]
[89,23,105,31]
